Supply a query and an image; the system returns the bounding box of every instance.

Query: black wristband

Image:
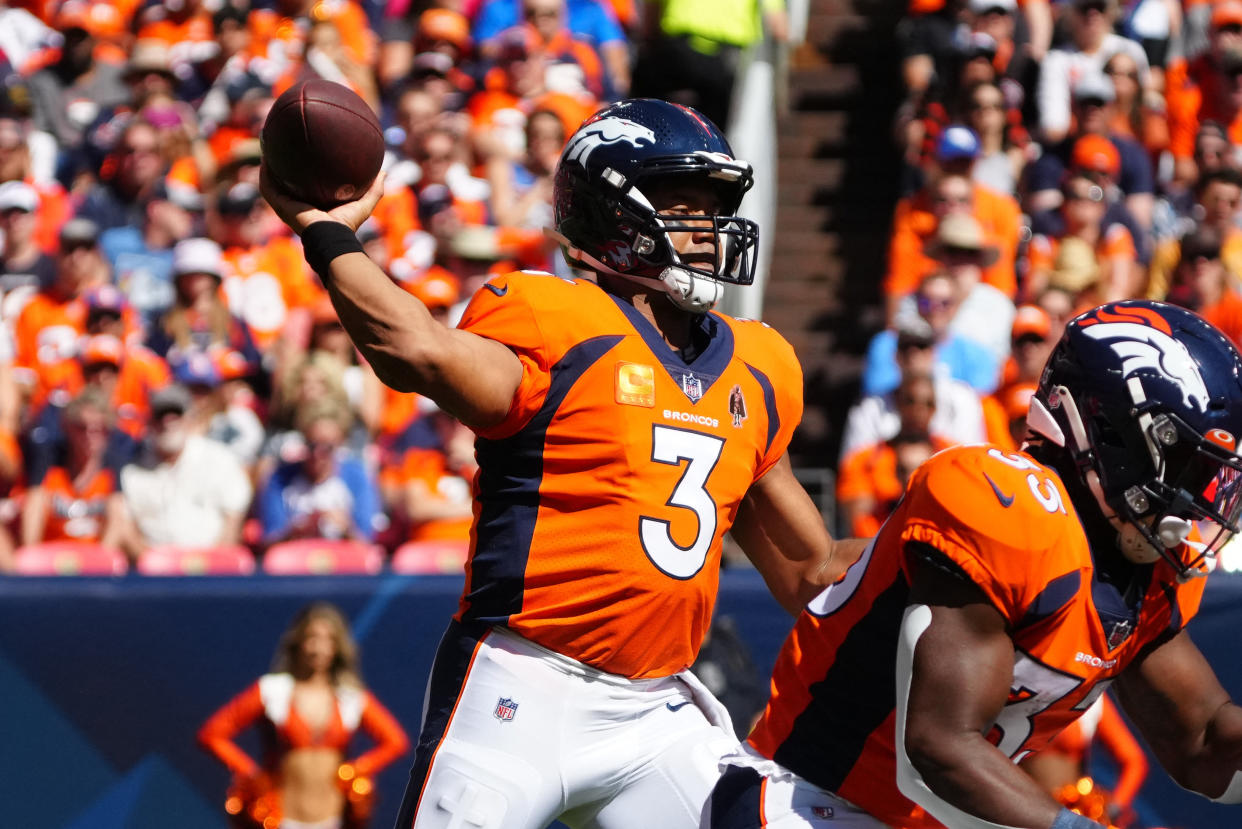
[302,221,364,280]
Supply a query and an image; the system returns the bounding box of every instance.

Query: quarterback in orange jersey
[260,98,865,829]
[709,300,1242,829]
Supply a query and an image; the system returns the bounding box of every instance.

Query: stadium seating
[262,539,385,575]
[13,541,129,576]
[390,539,469,575]
[137,545,257,576]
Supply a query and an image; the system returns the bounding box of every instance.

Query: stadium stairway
[768,0,907,469]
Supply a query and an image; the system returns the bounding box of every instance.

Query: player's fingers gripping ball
[261,79,385,210]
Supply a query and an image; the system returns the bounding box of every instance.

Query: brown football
[261,80,384,209]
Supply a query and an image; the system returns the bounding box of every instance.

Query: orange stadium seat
[262,539,384,575]
[137,545,257,576]
[390,539,469,575]
[13,541,128,576]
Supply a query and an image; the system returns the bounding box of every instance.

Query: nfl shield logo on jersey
[494,697,519,722]
[681,372,703,402]
[1107,619,1133,650]
[811,806,834,819]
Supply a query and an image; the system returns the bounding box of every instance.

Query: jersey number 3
[640,425,725,579]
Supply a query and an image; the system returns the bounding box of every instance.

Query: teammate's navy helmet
[1028,300,1242,577]
[552,98,758,312]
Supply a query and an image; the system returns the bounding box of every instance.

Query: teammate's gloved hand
[259,161,385,236]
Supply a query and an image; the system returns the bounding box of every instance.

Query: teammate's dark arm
[259,165,523,430]
[898,548,1074,829]
[1115,627,1242,802]
[729,454,868,616]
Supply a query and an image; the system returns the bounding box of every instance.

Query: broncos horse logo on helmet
[551,98,759,313]
[1026,300,1242,578]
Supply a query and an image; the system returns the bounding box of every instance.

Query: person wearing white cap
[0,180,54,307]
[146,237,262,368]
[1038,0,1151,143]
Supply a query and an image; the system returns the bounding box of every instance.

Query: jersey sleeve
[456,273,553,440]
[898,445,1081,625]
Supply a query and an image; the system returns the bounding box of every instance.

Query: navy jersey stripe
[394,619,487,828]
[464,334,623,624]
[1018,570,1081,629]
[709,765,766,828]
[745,363,779,455]
[772,575,910,794]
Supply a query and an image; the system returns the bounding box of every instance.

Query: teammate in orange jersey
[709,300,1242,829]
[260,98,865,829]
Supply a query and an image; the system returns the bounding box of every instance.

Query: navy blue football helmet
[552,98,758,313]
[1027,301,1242,578]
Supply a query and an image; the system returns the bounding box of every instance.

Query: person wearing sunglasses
[863,271,999,398]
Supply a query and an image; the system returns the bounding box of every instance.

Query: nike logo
[484,282,508,296]
[983,473,1015,507]
[666,700,693,712]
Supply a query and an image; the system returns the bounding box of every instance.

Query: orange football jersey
[749,444,1206,828]
[455,272,802,679]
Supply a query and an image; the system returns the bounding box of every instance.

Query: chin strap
[545,228,722,313]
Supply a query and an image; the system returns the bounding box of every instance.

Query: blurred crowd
[837,0,1242,551]
[0,0,787,572]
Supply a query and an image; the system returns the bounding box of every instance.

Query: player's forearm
[903,731,1067,828]
[1170,701,1242,800]
[318,250,441,394]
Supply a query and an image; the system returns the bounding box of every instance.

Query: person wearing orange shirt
[837,370,956,537]
[205,183,323,354]
[885,127,1020,318]
[12,218,111,390]
[1165,0,1242,184]
[984,304,1056,450]
[199,602,409,829]
[18,388,124,549]
[1025,173,1139,303]
[1164,226,1242,348]
[260,98,864,829]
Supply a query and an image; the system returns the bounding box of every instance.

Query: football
[260,79,384,209]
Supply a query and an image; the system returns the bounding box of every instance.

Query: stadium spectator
[1163,226,1242,345]
[840,314,987,457]
[18,388,124,550]
[99,177,201,329]
[257,397,381,545]
[1165,0,1242,183]
[485,105,562,229]
[921,211,1016,366]
[1103,50,1168,160]
[837,370,955,537]
[116,384,252,556]
[476,0,630,97]
[864,271,999,396]
[198,602,409,829]
[25,15,128,151]
[1026,74,1156,237]
[885,135,1021,313]
[632,0,786,127]
[147,237,262,368]
[1026,172,1140,302]
[1037,0,1151,144]
[0,180,55,316]
[982,304,1055,449]
[380,400,475,544]
[961,79,1029,196]
[74,118,169,232]
[1148,167,1242,298]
